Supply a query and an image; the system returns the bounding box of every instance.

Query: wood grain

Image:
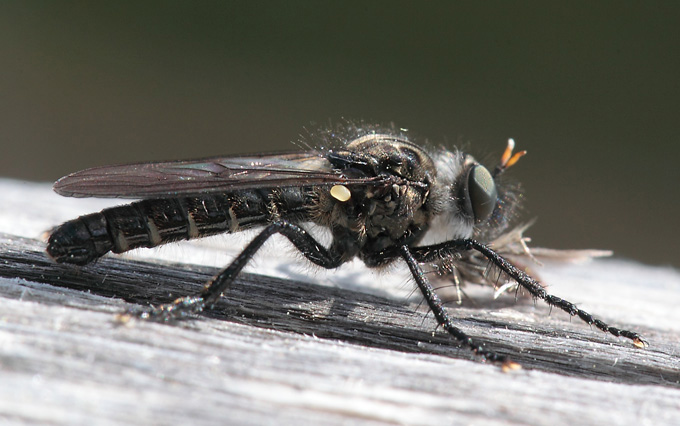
[0,178,678,425]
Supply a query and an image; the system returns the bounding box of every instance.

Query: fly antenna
[493,138,527,177]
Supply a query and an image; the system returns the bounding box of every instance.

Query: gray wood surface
[0,178,678,425]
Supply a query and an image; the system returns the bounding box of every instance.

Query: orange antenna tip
[505,150,527,168]
[494,139,526,177]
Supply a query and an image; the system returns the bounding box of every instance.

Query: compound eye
[468,165,498,222]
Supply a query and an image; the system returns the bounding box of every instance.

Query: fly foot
[116,296,206,323]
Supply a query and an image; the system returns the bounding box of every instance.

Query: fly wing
[53,151,375,199]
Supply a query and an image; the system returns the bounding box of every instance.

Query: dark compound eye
[467,165,498,222]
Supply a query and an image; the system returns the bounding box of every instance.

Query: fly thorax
[343,134,436,186]
[363,182,430,241]
[317,134,440,261]
[344,135,438,256]
[322,179,433,263]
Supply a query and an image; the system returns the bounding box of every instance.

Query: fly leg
[408,239,647,349]
[124,220,343,321]
[399,246,518,369]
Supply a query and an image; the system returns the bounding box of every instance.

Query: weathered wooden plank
[0,178,679,425]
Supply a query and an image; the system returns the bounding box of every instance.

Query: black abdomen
[47,188,313,265]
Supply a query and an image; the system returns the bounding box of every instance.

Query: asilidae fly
[46,124,646,368]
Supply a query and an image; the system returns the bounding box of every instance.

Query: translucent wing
[53,151,379,199]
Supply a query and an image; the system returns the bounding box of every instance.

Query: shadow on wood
[1,233,677,388]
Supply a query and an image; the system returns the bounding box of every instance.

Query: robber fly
[46,124,646,368]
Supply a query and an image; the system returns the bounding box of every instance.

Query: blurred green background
[1,2,678,267]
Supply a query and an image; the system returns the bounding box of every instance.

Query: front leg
[399,245,518,368]
[408,239,647,348]
[124,220,344,321]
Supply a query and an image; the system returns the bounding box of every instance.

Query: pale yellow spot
[113,231,129,252]
[501,360,522,372]
[146,219,162,245]
[330,185,351,202]
[633,338,647,349]
[228,207,239,233]
[186,212,199,239]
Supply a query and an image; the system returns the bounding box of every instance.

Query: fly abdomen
[47,188,314,265]
[46,212,116,265]
[46,199,191,266]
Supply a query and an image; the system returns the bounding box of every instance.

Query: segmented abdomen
[47,188,313,265]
